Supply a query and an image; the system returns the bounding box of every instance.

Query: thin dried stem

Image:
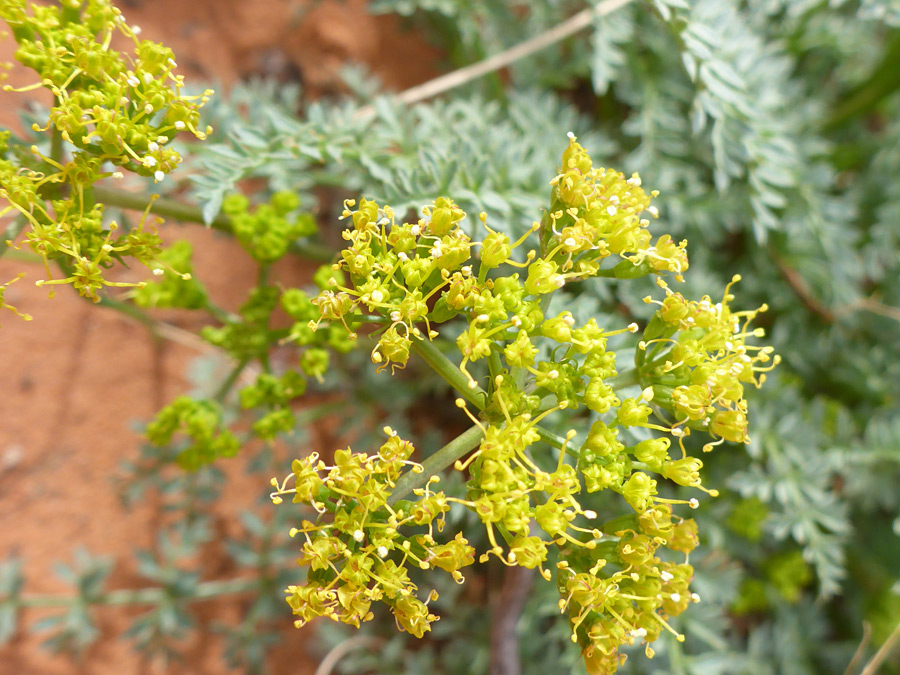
[356,0,636,116]
[314,636,384,675]
[490,565,536,675]
[844,622,872,675]
[860,619,900,675]
[850,296,900,323]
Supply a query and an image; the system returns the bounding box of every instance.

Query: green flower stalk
[275,135,778,673]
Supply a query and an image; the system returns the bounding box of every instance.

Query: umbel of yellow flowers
[272,135,777,673]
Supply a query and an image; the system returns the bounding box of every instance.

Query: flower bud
[621,472,657,513]
[481,230,511,268]
[633,438,670,469]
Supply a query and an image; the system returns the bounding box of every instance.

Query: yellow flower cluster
[270,428,475,638]
[1,0,211,302]
[275,135,777,673]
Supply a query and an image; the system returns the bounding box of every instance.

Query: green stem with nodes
[91,186,334,262]
[387,424,485,506]
[14,576,260,609]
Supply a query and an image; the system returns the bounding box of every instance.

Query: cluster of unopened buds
[0,0,211,303]
[273,134,778,672]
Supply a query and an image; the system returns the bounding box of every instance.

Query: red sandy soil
[0,2,440,673]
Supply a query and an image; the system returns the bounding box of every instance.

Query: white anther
[353,530,365,543]
[174,120,186,130]
[397,252,408,261]
[371,289,384,303]
[390,311,401,322]
[627,322,639,333]
[566,131,575,140]
[142,72,154,84]
[132,25,142,34]
[148,141,159,152]
[607,206,617,216]
[564,237,577,249]
[126,75,140,87]
[689,498,700,509]
[154,170,164,182]
[691,592,701,602]
[410,224,421,236]
[670,592,681,603]
[377,546,389,558]
[648,206,659,217]
[583,510,597,519]
[510,316,522,327]
[548,369,559,380]
[152,268,164,276]
[660,571,674,582]
[563,315,575,327]
[142,156,156,167]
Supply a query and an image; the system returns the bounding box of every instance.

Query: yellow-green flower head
[546,134,669,273]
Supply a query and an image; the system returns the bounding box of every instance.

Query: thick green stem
[411,337,488,410]
[92,185,334,262]
[608,366,641,390]
[94,185,231,231]
[536,426,567,452]
[215,357,251,402]
[17,576,260,609]
[49,99,63,166]
[388,424,485,506]
[410,337,566,452]
[98,295,159,333]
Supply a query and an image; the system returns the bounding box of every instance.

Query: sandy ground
[0,1,439,672]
